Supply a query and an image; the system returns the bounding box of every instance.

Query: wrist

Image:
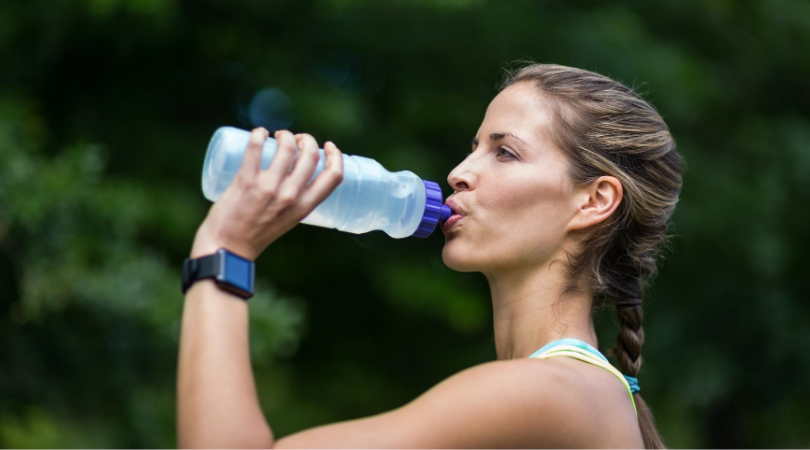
[191,227,256,260]
[190,238,224,259]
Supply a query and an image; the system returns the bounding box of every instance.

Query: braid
[614,301,644,376]
[602,238,651,378]
[600,206,665,450]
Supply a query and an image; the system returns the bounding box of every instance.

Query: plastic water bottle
[202,127,452,238]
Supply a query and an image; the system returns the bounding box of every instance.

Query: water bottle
[202,127,452,238]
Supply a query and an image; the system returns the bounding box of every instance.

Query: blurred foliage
[0,0,809,447]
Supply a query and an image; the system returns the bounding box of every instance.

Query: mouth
[441,199,467,233]
[444,199,466,217]
[441,213,465,232]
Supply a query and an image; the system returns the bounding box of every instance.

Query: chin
[441,238,482,272]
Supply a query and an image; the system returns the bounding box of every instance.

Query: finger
[284,133,321,189]
[260,129,298,190]
[299,141,344,209]
[237,127,268,182]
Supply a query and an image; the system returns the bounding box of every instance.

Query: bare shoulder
[516,356,644,447]
[424,357,642,448]
[274,357,642,449]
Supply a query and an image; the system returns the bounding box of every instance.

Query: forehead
[479,82,556,141]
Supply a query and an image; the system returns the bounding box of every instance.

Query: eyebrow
[471,132,527,148]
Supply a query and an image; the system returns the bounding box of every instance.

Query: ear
[568,176,623,232]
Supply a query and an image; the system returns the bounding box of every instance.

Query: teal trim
[529,338,608,362]
[530,338,641,394]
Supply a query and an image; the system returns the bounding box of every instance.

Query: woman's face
[441,82,579,275]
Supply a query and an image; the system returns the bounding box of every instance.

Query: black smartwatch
[181,248,255,300]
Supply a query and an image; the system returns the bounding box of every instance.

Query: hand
[191,128,344,260]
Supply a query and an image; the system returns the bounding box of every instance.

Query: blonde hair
[501,63,684,449]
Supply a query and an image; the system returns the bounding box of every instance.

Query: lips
[441,198,467,233]
[441,214,465,232]
[444,199,466,217]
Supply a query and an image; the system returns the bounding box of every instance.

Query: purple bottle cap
[411,180,452,238]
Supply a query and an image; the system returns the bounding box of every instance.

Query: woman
[177,63,683,448]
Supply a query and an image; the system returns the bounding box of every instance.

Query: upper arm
[272,359,588,449]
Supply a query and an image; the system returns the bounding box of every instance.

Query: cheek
[484,172,570,232]
[441,160,574,272]
[472,174,572,264]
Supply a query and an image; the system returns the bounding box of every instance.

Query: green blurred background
[1,0,809,447]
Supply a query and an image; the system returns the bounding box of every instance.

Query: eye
[496,146,516,159]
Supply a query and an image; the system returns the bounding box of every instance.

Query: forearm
[175,128,344,448]
[177,278,274,448]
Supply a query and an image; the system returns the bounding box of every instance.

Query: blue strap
[530,338,640,394]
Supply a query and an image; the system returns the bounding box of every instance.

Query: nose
[447,157,477,194]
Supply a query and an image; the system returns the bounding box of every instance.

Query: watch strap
[181,249,254,300]
[182,253,219,294]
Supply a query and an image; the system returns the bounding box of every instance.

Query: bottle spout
[439,205,452,223]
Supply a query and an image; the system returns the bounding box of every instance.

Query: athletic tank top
[528,338,638,416]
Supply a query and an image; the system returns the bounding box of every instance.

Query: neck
[484,255,597,361]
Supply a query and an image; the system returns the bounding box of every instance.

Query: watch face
[221,250,254,293]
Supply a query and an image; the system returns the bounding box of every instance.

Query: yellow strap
[532,345,638,416]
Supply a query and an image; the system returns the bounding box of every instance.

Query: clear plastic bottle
[202,127,451,238]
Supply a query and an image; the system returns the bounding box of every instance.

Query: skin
[177,82,644,448]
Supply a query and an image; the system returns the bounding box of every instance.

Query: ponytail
[613,301,665,449]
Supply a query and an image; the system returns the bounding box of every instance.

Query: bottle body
[202,127,431,238]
